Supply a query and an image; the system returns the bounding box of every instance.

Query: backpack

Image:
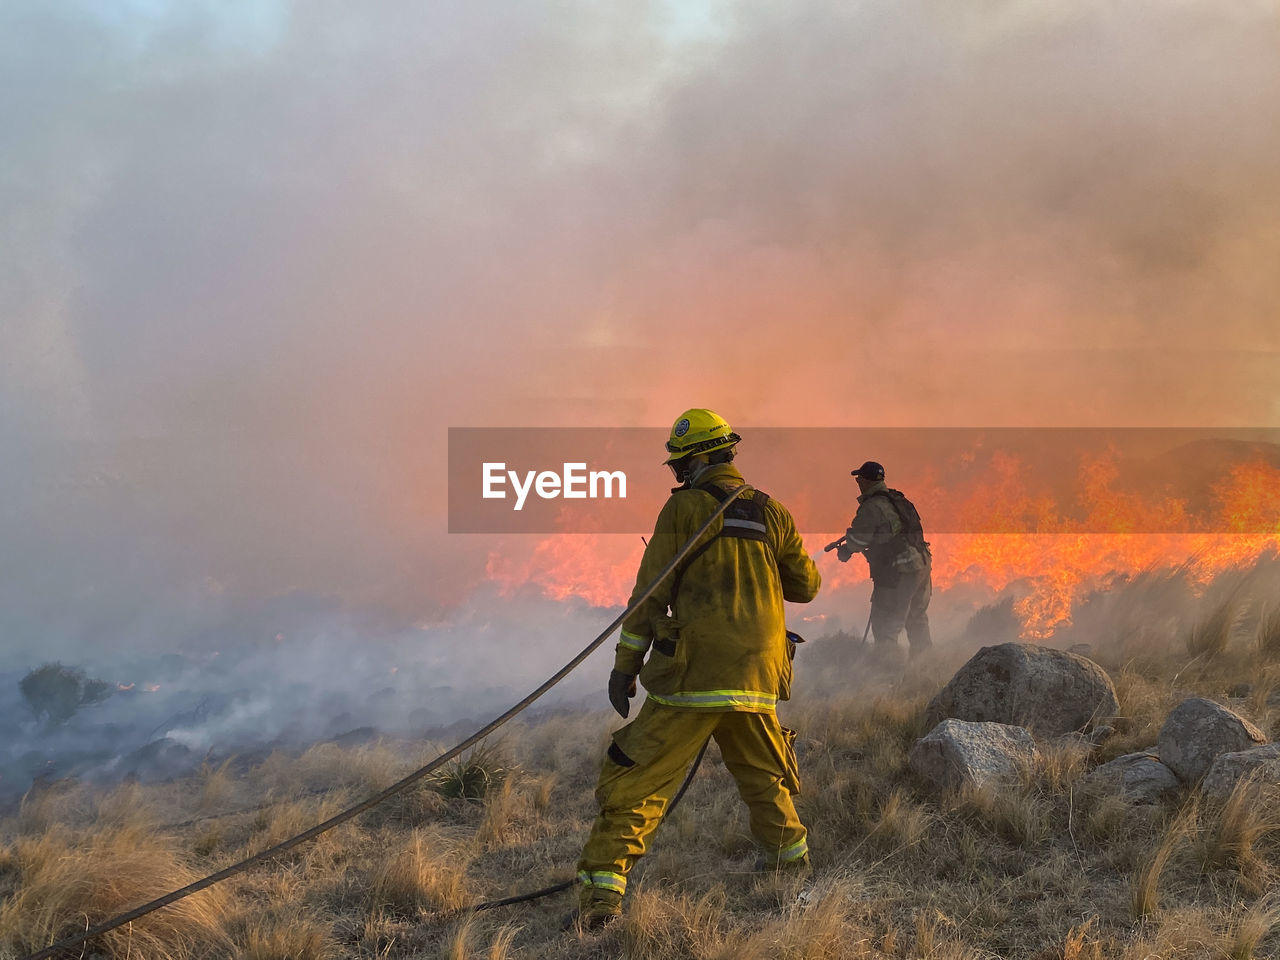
[863,488,930,577]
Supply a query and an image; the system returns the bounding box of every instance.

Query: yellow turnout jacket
[614,463,821,711]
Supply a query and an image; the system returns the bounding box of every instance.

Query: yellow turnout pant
[577,698,807,909]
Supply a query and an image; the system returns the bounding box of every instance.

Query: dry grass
[1257,602,1280,658]
[869,787,932,851]
[0,824,231,958]
[236,909,336,960]
[197,758,237,813]
[367,828,472,918]
[474,778,519,848]
[1196,776,1280,892]
[1130,804,1195,921]
[1105,669,1169,755]
[428,741,511,800]
[1182,593,1244,660]
[4,563,1280,959]
[1226,893,1280,960]
[732,875,866,959]
[15,780,98,836]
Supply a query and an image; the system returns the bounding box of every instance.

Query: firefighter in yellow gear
[574,409,822,926]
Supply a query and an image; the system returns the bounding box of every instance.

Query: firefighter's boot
[755,851,812,876]
[562,884,622,932]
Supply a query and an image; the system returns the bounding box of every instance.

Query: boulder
[1200,743,1280,802]
[1081,751,1180,804]
[1157,698,1266,783]
[909,719,1036,791]
[924,642,1119,737]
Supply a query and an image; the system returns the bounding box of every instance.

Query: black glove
[608,669,638,718]
[836,542,855,562]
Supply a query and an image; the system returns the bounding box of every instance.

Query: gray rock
[924,642,1119,737]
[909,719,1036,791]
[1200,744,1280,802]
[1157,697,1266,783]
[1082,752,1180,804]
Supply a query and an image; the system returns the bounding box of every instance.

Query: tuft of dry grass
[1079,792,1143,850]
[15,780,98,836]
[1104,669,1169,756]
[1226,893,1280,960]
[1025,738,1092,795]
[96,780,163,832]
[248,795,350,856]
[1060,917,1106,960]
[1257,602,1280,659]
[367,828,473,918]
[733,875,867,959]
[429,741,511,800]
[1130,804,1195,921]
[1196,776,1280,892]
[618,886,730,959]
[238,910,336,960]
[868,787,932,852]
[197,757,237,813]
[1186,593,1246,661]
[483,922,522,960]
[950,781,1053,848]
[474,778,520,849]
[0,823,231,958]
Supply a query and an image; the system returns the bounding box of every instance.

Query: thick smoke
[1,2,1277,789]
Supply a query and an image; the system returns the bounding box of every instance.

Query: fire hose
[17,485,750,960]
[163,735,712,914]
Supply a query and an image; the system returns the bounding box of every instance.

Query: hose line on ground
[18,486,749,960]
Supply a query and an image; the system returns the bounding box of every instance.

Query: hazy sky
[3,0,1279,660]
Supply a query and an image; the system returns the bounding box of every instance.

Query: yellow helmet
[664,408,741,464]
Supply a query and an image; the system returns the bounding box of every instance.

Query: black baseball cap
[851,460,885,481]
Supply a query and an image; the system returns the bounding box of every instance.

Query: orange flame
[485,456,1280,638]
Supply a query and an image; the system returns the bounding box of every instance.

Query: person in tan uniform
[572,409,822,927]
[836,460,932,659]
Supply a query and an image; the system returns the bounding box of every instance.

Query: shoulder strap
[866,489,926,546]
[669,485,772,609]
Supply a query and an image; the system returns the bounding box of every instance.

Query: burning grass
[3,564,1280,959]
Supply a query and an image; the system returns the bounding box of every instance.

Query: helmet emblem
[674,418,690,438]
